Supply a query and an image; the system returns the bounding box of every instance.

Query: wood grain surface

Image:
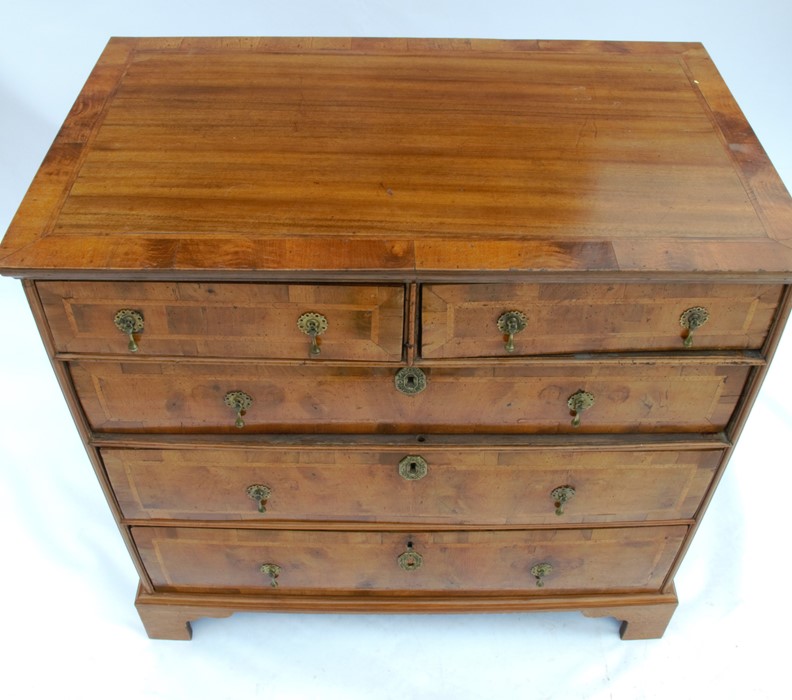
[38,280,405,360]
[133,524,687,593]
[104,446,720,524]
[70,360,751,434]
[422,283,783,357]
[2,38,791,278]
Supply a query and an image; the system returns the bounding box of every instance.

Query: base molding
[134,584,678,641]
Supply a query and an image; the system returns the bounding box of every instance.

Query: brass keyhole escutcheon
[260,563,282,588]
[398,541,423,571]
[224,390,253,429]
[297,311,328,357]
[398,455,428,481]
[113,309,144,352]
[497,311,528,353]
[550,485,576,516]
[680,306,710,348]
[395,367,427,395]
[567,390,595,428]
[246,484,272,513]
[531,562,552,588]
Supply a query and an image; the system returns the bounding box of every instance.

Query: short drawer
[421,283,783,358]
[105,447,721,524]
[71,360,750,434]
[133,525,687,594]
[37,281,405,361]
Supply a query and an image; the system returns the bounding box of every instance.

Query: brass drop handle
[397,541,423,571]
[113,309,144,353]
[247,484,272,513]
[551,485,576,516]
[531,562,553,588]
[497,311,527,353]
[297,312,329,357]
[260,563,282,588]
[567,390,594,428]
[224,390,253,428]
[680,306,710,348]
[398,455,428,481]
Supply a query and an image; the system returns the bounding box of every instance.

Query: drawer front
[72,361,750,434]
[422,283,783,358]
[106,447,721,524]
[133,525,687,594]
[38,281,405,361]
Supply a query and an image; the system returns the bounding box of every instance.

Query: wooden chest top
[1,37,791,279]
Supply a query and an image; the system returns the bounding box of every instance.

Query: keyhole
[406,375,415,387]
[409,462,418,475]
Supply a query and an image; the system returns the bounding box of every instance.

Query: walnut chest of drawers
[2,37,792,640]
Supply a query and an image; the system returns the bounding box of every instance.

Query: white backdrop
[1,2,791,698]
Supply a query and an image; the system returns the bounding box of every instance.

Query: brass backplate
[224,390,253,412]
[398,455,428,481]
[113,308,144,335]
[567,390,594,413]
[260,563,282,587]
[679,306,710,331]
[398,549,423,571]
[297,311,329,336]
[395,367,427,395]
[497,310,527,335]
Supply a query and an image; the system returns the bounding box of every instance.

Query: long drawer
[133,525,687,594]
[71,361,751,433]
[105,447,721,524]
[422,282,783,358]
[37,281,406,361]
